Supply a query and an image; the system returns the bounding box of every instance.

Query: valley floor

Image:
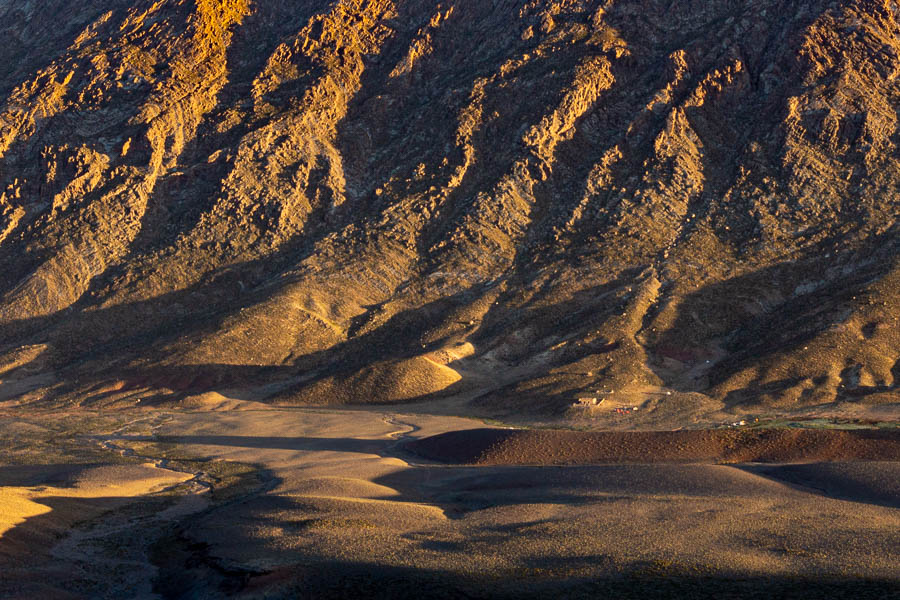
[1,404,900,599]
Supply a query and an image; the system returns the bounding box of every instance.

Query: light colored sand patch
[424,342,476,366]
[0,490,52,537]
[290,356,463,405]
[180,391,272,411]
[0,463,191,537]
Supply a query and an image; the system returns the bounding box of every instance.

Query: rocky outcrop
[0,0,896,418]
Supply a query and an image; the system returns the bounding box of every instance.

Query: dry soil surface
[405,427,900,465]
[2,406,900,599]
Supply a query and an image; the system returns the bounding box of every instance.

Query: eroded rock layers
[0,0,897,415]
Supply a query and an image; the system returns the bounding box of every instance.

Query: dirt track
[405,428,900,465]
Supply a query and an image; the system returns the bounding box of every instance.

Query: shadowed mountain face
[0,0,897,415]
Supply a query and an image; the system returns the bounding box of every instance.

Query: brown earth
[0,0,895,421]
[406,427,900,465]
[2,2,900,595]
[2,407,900,598]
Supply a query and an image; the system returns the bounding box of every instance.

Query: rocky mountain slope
[0,0,897,420]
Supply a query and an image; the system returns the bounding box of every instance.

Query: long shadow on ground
[237,560,900,600]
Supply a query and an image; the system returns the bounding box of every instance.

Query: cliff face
[0,0,897,417]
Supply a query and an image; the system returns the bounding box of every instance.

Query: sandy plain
[1,403,900,599]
